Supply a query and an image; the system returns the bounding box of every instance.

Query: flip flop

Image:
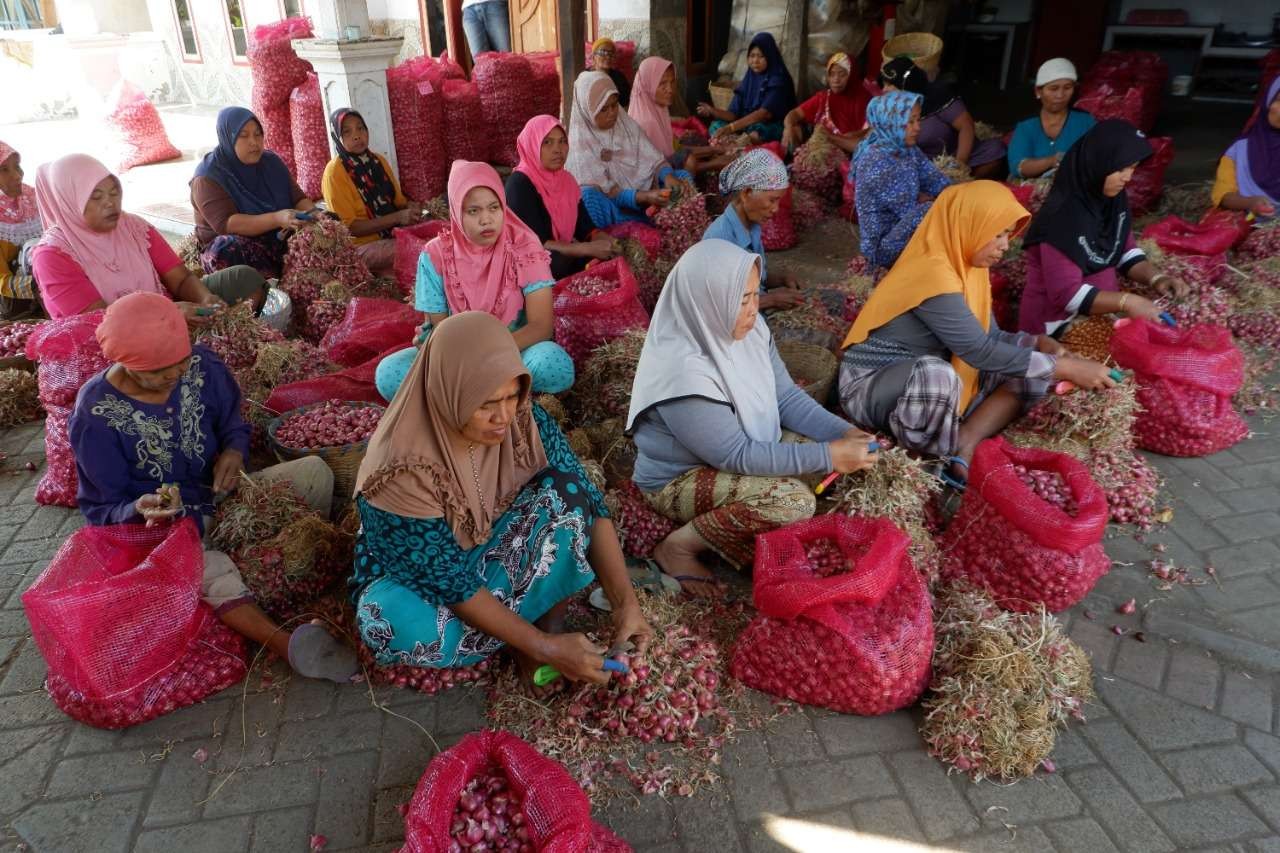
[588,559,681,611]
[937,456,969,493]
[287,623,360,683]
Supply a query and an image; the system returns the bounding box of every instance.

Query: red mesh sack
[584,39,636,81]
[524,52,565,120]
[1143,214,1243,257]
[1127,137,1173,216]
[1076,85,1144,129]
[553,257,649,367]
[1197,208,1253,250]
[104,80,181,172]
[730,515,934,715]
[474,52,538,167]
[840,158,855,221]
[1110,319,1248,456]
[321,297,423,367]
[760,185,797,250]
[442,79,490,164]
[939,438,1111,613]
[266,347,394,411]
[604,221,661,258]
[26,312,110,507]
[393,220,447,296]
[400,729,628,853]
[22,520,247,729]
[248,17,315,174]
[289,73,328,199]
[671,116,709,145]
[387,57,449,200]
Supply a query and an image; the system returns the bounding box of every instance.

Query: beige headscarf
[566,70,666,194]
[355,312,548,549]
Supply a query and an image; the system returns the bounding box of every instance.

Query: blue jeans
[462,0,510,54]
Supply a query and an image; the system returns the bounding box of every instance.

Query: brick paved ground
[4,226,1280,850]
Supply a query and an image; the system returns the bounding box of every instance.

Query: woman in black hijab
[1017,119,1187,336]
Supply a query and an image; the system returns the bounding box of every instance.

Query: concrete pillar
[292,37,405,177]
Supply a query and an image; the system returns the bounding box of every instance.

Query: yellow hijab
[843,181,1030,412]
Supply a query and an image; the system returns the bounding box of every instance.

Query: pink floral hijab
[35,153,165,304]
[0,141,42,246]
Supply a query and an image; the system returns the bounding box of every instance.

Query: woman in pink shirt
[32,154,265,322]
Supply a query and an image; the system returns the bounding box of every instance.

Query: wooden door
[510,0,559,54]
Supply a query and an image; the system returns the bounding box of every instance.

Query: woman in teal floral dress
[351,311,652,685]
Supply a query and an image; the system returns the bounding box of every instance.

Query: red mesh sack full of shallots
[474,52,538,167]
[730,515,934,716]
[248,17,315,174]
[524,52,565,120]
[1143,213,1245,257]
[104,80,181,172]
[289,73,328,199]
[400,729,630,853]
[553,257,649,367]
[393,220,447,296]
[1076,85,1144,129]
[22,520,247,729]
[442,79,490,164]
[1127,136,1173,216]
[604,221,661,258]
[321,297,423,367]
[387,60,448,202]
[1110,318,1248,456]
[266,346,394,411]
[939,438,1111,613]
[760,185,797,250]
[26,312,110,507]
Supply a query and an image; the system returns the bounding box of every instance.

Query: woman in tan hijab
[351,311,651,686]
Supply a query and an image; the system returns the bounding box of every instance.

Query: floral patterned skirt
[353,468,599,668]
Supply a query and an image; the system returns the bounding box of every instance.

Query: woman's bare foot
[652,523,723,598]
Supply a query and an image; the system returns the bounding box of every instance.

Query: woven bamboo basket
[777,340,838,404]
[709,81,736,111]
[882,32,944,73]
[266,400,385,502]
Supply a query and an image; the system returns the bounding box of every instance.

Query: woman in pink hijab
[0,140,42,317]
[31,153,266,323]
[374,161,575,401]
[505,114,619,279]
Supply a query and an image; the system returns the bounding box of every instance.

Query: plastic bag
[26,312,110,507]
[939,438,1111,613]
[1126,137,1173,216]
[400,729,628,853]
[393,220,447,296]
[442,79,490,164]
[22,520,247,729]
[553,257,649,367]
[730,515,934,716]
[266,346,393,412]
[104,81,181,172]
[1143,214,1243,257]
[321,297,423,367]
[1197,208,1254,250]
[473,52,537,167]
[1110,319,1248,457]
[289,73,328,200]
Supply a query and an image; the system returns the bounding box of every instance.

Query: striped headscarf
[854,90,923,165]
[718,148,789,196]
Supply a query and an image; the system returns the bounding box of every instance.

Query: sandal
[588,559,681,611]
[937,456,969,493]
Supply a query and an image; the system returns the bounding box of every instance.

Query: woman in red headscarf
[69,292,358,684]
[782,52,870,154]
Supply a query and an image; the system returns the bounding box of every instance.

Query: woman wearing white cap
[1006,59,1096,180]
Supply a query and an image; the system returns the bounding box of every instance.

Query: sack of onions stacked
[939,438,1111,613]
[267,400,384,504]
[730,514,934,715]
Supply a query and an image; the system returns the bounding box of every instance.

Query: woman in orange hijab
[837,181,1116,489]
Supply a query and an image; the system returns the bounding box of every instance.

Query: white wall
[1118,0,1276,32]
[599,0,648,19]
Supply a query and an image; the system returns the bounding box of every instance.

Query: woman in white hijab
[626,239,879,594]
[567,70,694,228]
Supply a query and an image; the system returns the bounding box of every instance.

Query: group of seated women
[28,35,1280,696]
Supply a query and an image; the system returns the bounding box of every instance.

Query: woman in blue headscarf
[190,106,318,278]
[697,32,796,144]
[853,90,950,271]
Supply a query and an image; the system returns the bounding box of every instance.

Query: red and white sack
[289,73,328,200]
[104,80,181,172]
[731,515,934,716]
[939,438,1111,613]
[26,312,110,507]
[1110,319,1248,456]
[474,52,538,167]
[552,257,649,367]
[400,729,631,853]
[442,79,490,164]
[23,520,247,729]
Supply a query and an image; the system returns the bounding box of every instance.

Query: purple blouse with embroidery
[68,345,251,533]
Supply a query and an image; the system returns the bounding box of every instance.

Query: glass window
[225,0,247,58]
[173,0,199,57]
